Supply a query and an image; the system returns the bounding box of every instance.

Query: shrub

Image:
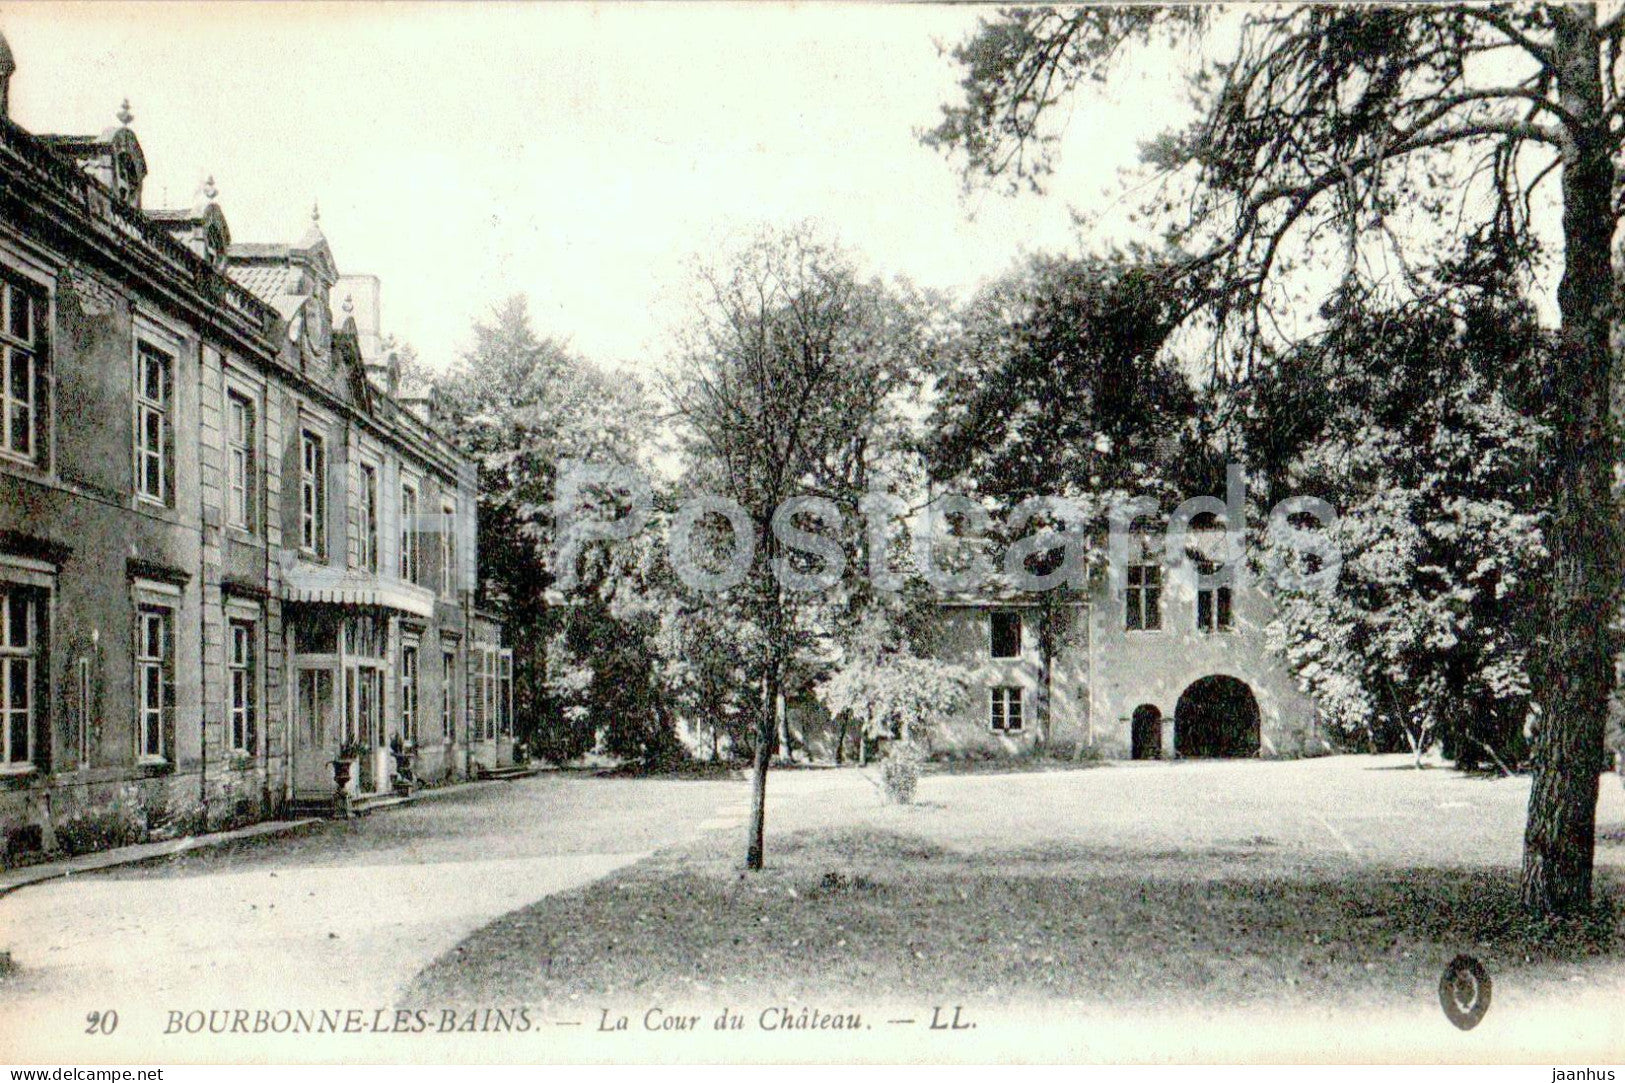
[56,807,143,857]
[929,745,995,765]
[880,741,924,804]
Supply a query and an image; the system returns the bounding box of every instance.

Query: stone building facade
[925,530,1323,761]
[0,37,510,864]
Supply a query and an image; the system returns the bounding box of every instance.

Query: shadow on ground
[404,826,1624,1013]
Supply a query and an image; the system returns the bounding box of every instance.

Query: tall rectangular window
[400,643,419,745]
[358,464,379,573]
[498,649,513,737]
[399,483,419,583]
[226,392,255,532]
[300,430,325,557]
[441,649,456,740]
[1,279,41,464]
[485,648,499,740]
[989,686,1023,733]
[228,618,257,754]
[135,604,174,761]
[440,497,457,597]
[1196,579,1234,633]
[135,342,172,505]
[989,611,1021,659]
[77,656,92,768]
[1,589,38,767]
[1125,563,1162,631]
[471,646,498,740]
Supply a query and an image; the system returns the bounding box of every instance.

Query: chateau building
[0,34,511,864]
[924,533,1324,762]
[779,520,1323,765]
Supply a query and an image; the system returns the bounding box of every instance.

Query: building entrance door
[1131,704,1163,760]
[346,663,386,793]
[294,665,337,796]
[1174,675,1261,758]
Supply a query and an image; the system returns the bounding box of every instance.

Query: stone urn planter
[330,753,358,818]
[390,740,417,796]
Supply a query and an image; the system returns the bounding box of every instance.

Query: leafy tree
[436,295,664,764]
[1255,286,1551,772]
[664,224,934,869]
[816,596,971,751]
[928,3,1624,917]
[653,592,762,761]
[541,512,691,769]
[932,249,1202,490]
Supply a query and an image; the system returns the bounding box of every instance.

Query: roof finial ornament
[203,174,218,201]
[311,200,321,225]
[116,98,134,126]
[343,293,354,316]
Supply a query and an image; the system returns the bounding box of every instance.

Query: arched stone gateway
[1131,704,1162,760]
[1175,675,1261,758]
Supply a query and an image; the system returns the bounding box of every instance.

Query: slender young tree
[927,4,1624,916]
[664,225,929,870]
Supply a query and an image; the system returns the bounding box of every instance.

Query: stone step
[472,764,539,781]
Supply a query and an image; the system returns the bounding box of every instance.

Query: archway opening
[1174,676,1260,758]
[1131,704,1162,760]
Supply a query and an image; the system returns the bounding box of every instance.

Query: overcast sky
[3,3,1193,374]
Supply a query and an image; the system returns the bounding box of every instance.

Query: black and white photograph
[0,1,1622,1071]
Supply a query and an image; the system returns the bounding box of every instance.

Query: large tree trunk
[1522,9,1618,917]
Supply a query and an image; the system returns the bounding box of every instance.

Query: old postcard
[0,1,1622,1071]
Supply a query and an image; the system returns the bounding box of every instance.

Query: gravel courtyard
[0,770,818,1062]
[1,756,1621,1063]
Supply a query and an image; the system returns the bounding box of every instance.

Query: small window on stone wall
[990,611,1021,659]
[989,686,1023,732]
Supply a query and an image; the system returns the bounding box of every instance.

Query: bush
[930,745,996,765]
[56,807,143,857]
[879,742,924,804]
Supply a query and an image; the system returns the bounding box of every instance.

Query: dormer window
[113,154,138,205]
[203,223,226,268]
[302,294,331,360]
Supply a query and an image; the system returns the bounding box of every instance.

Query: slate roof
[227,261,303,305]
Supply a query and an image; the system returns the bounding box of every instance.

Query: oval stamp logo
[1439,954,1492,1030]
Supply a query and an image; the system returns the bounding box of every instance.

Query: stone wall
[1088,558,1324,759]
[923,602,1091,757]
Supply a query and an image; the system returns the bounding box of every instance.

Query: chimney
[0,31,16,120]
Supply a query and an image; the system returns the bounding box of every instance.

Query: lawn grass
[404,825,1624,1013]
